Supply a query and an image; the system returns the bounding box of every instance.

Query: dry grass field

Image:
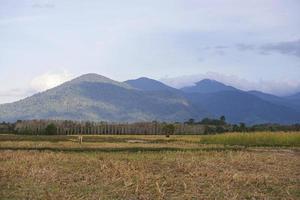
[0,132,300,200]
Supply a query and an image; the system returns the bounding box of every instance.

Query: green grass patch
[200,132,300,147]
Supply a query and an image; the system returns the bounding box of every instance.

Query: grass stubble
[0,132,299,200]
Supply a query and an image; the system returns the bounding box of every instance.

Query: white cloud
[0,71,74,104]
[0,16,44,26]
[0,88,35,104]
[30,71,73,92]
[160,72,300,96]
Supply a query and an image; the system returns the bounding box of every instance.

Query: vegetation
[0,121,14,133]
[2,118,300,136]
[0,133,299,199]
[162,123,175,137]
[200,132,300,147]
[45,123,57,135]
[185,116,226,126]
[1,132,299,148]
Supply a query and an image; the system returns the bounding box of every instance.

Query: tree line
[12,120,205,136]
[1,117,300,135]
[184,116,300,133]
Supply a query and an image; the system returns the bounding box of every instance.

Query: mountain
[0,74,201,122]
[181,79,237,93]
[1,74,300,124]
[125,77,177,92]
[69,73,131,89]
[286,92,300,100]
[185,90,300,124]
[248,90,290,106]
[181,79,300,124]
[284,92,300,112]
[249,90,300,112]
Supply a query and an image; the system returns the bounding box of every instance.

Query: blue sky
[1,0,300,103]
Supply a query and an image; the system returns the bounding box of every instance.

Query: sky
[0,0,300,103]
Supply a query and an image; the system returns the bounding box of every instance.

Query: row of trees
[43,123,177,136]
[185,116,226,126]
[2,117,300,135]
[13,120,204,136]
[0,121,15,133]
[185,116,300,134]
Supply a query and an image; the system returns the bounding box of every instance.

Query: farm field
[0,132,300,199]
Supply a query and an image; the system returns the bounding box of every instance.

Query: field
[0,132,300,199]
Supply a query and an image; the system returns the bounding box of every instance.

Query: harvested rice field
[0,133,299,200]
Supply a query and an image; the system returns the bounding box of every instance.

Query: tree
[220,116,226,122]
[239,123,246,132]
[162,124,175,137]
[186,118,195,125]
[45,124,57,135]
[204,126,214,134]
[232,124,239,132]
[216,126,225,133]
[200,117,225,125]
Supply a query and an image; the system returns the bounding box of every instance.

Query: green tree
[232,124,239,132]
[186,118,195,125]
[216,126,225,133]
[239,123,246,132]
[204,126,214,134]
[220,116,226,122]
[162,124,175,137]
[45,124,57,135]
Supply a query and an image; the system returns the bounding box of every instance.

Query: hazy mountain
[125,77,178,92]
[181,80,300,124]
[248,90,289,106]
[0,74,201,122]
[286,92,300,100]
[249,90,300,112]
[69,73,132,89]
[185,90,300,124]
[181,79,237,93]
[284,92,300,112]
[125,77,209,117]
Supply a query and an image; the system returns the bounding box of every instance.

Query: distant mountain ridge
[181,79,237,93]
[184,90,300,124]
[66,73,133,89]
[248,90,300,112]
[286,92,300,100]
[0,73,300,124]
[125,77,177,92]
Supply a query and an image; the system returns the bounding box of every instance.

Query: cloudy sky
[1,0,300,103]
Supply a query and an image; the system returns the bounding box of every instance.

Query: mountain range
[0,73,300,124]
